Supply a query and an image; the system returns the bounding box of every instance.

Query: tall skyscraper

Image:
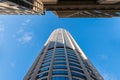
[24,28,103,80]
[0,0,120,17]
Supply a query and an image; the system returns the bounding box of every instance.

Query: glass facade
[24,29,103,80]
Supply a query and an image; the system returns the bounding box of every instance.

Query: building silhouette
[0,0,120,17]
[24,28,103,80]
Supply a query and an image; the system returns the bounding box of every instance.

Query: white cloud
[102,72,117,80]
[25,19,31,23]
[16,27,24,34]
[0,27,4,32]
[17,32,33,44]
[98,54,108,60]
[14,18,34,45]
[21,19,31,26]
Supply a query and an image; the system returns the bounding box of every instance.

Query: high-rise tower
[24,29,103,80]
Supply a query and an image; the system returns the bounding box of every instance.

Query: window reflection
[52,76,68,80]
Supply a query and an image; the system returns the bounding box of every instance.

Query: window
[45,53,53,57]
[69,62,82,69]
[68,56,78,61]
[43,59,51,63]
[41,63,50,67]
[37,72,48,78]
[44,57,51,61]
[67,53,77,58]
[54,55,65,59]
[40,67,49,72]
[72,78,79,80]
[54,57,66,61]
[44,56,52,60]
[41,78,47,80]
[54,58,66,61]
[53,66,67,69]
[54,61,66,65]
[52,70,68,75]
[71,72,86,80]
[70,67,84,74]
[52,76,68,80]
[69,59,80,64]
[68,58,78,62]
[45,55,52,59]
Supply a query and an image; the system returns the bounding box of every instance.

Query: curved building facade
[24,29,103,80]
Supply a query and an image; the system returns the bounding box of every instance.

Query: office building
[24,28,103,80]
[0,0,120,17]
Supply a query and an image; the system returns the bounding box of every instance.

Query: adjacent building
[0,0,120,17]
[0,0,45,15]
[24,28,103,80]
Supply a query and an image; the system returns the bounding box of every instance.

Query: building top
[24,28,103,80]
[0,0,120,17]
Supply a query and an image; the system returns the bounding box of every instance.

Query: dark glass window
[37,72,48,78]
[54,58,66,61]
[69,59,80,64]
[68,58,78,62]
[44,58,51,61]
[52,76,68,80]
[40,67,49,72]
[68,56,78,61]
[41,78,47,80]
[47,50,54,54]
[67,51,74,54]
[54,61,66,65]
[72,78,79,80]
[53,66,67,69]
[41,63,50,67]
[55,52,65,55]
[69,62,82,69]
[46,53,53,57]
[54,57,66,60]
[54,55,65,59]
[70,67,84,73]
[71,72,86,80]
[43,59,51,63]
[52,70,68,75]
[67,54,76,58]
[56,42,64,47]
[45,55,52,59]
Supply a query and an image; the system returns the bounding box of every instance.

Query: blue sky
[0,11,120,80]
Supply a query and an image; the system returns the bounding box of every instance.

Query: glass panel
[43,59,51,63]
[54,56,66,59]
[71,72,86,80]
[69,59,80,64]
[53,66,67,69]
[52,76,68,80]
[41,78,47,80]
[54,57,66,60]
[69,62,82,69]
[54,61,66,65]
[72,78,79,80]
[70,67,84,73]
[40,67,49,72]
[68,56,78,61]
[41,63,50,67]
[52,70,68,75]
[37,72,48,78]
[54,58,66,61]
[44,56,52,60]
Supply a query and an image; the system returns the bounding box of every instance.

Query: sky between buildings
[0,11,120,80]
